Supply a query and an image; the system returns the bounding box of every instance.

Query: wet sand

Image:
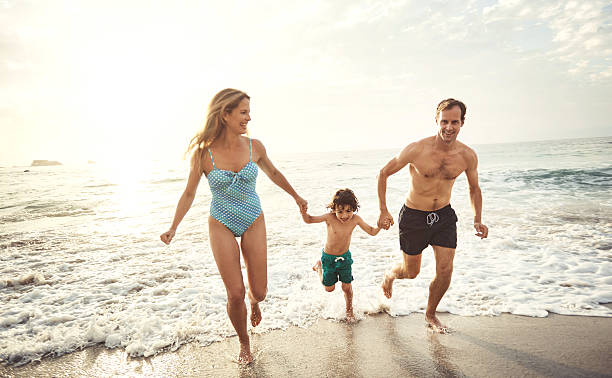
[2,311,611,377]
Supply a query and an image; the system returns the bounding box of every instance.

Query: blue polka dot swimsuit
[207,138,262,237]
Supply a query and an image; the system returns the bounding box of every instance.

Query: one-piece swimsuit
[207,138,262,237]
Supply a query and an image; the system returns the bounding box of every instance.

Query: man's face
[436,105,463,144]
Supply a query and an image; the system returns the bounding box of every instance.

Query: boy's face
[333,204,355,223]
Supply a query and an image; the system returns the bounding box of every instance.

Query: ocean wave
[84,183,117,188]
[150,178,184,185]
[1,202,95,223]
[503,167,611,188]
[0,272,49,288]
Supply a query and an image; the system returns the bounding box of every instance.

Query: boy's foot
[425,314,450,334]
[238,342,253,364]
[381,271,394,298]
[250,302,262,327]
[312,260,322,273]
[346,309,356,324]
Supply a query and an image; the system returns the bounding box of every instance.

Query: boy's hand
[378,210,394,230]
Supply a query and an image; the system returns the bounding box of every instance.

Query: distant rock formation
[88,160,96,164]
[31,160,62,166]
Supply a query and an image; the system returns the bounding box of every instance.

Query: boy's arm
[355,215,381,236]
[301,211,329,224]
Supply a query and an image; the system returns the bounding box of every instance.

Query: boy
[300,188,381,322]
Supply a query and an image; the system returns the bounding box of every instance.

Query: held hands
[378,210,394,230]
[295,196,308,214]
[474,222,488,239]
[160,228,176,245]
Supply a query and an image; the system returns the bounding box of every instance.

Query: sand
[2,310,611,378]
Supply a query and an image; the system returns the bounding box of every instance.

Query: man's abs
[405,177,455,211]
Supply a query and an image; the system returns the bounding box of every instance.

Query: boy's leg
[314,259,337,291]
[341,282,355,322]
[312,260,323,282]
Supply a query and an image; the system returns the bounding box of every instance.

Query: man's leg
[381,252,422,298]
[426,245,455,333]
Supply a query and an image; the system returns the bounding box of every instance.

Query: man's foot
[250,302,262,327]
[312,260,322,273]
[238,341,253,364]
[425,314,450,334]
[381,271,394,298]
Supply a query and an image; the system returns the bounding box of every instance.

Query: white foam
[1,139,611,365]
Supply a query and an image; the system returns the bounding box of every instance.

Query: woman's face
[223,98,251,135]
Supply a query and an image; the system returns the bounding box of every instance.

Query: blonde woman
[160,88,307,363]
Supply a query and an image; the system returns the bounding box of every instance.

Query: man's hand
[378,210,394,230]
[474,222,488,239]
[160,229,176,245]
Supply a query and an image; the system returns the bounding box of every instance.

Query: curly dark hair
[327,188,359,212]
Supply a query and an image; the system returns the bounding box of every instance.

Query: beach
[1,137,611,367]
[3,309,611,377]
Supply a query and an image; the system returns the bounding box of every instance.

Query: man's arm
[464,149,488,239]
[377,142,418,229]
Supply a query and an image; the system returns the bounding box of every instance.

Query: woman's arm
[160,152,204,244]
[252,139,307,212]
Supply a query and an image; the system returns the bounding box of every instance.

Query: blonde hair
[186,88,250,172]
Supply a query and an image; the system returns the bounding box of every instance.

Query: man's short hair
[436,98,466,122]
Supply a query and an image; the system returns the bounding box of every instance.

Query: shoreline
[3,311,611,377]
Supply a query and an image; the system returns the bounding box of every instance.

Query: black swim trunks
[398,204,458,255]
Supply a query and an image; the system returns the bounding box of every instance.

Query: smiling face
[333,204,355,223]
[436,105,463,144]
[223,98,251,135]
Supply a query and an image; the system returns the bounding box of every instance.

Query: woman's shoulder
[249,137,264,148]
[249,138,267,159]
[190,146,212,173]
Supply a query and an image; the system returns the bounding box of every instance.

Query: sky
[1,0,611,166]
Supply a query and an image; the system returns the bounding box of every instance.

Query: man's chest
[411,153,465,180]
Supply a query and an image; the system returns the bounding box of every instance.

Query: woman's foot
[250,302,262,327]
[425,313,450,334]
[238,341,253,364]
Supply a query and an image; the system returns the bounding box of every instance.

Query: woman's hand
[160,229,176,245]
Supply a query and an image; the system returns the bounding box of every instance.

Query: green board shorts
[321,249,354,287]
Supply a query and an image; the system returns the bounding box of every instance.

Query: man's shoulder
[455,141,478,165]
[402,136,433,154]
[457,140,476,156]
[416,136,436,146]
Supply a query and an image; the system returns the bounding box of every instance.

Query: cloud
[483,0,612,80]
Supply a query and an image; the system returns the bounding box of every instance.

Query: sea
[1,136,611,365]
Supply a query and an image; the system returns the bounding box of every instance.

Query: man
[377,98,488,333]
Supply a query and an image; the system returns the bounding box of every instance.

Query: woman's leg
[208,216,251,363]
[240,213,267,327]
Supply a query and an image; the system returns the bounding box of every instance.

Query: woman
[160,88,307,363]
